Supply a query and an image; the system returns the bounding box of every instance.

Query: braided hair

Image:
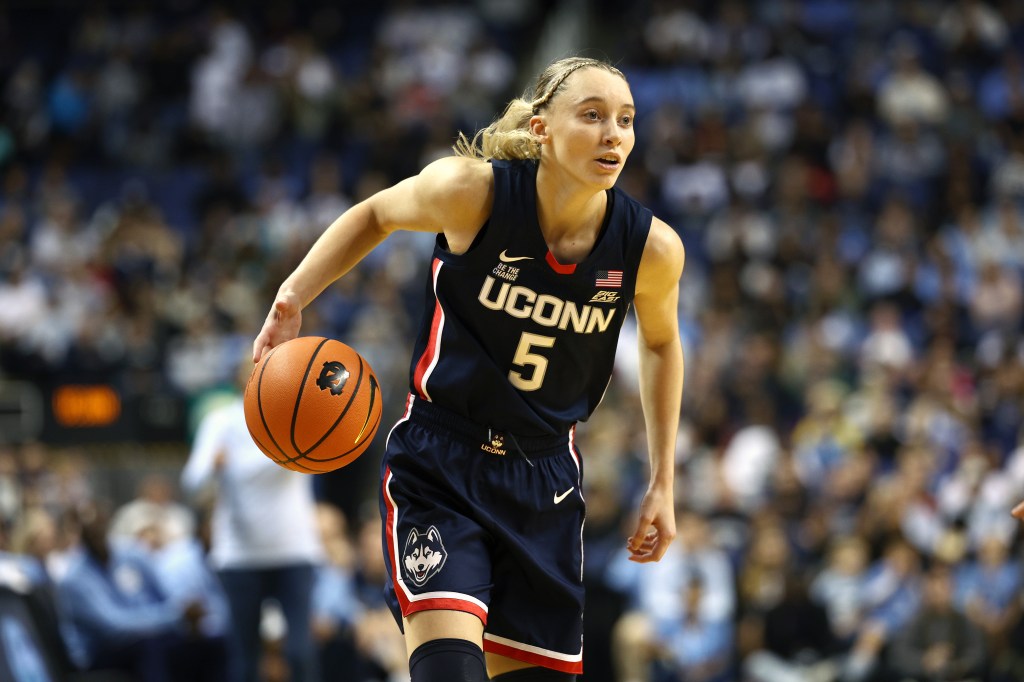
[454,56,627,161]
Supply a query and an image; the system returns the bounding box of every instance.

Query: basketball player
[253,56,685,682]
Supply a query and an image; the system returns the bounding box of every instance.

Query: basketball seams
[289,337,331,456]
[304,396,383,463]
[246,336,383,472]
[290,345,363,459]
[354,374,380,445]
[253,345,290,465]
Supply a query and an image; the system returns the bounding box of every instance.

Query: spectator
[345,512,409,682]
[840,536,922,682]
[876,34,950,127]
[613,573,733,682]
[608,509,735,630]
[743,571,839,682]
[56,501,222,682]
[128,506,232,658]
[181,363,324,682]
[955,534,1021,651]
[811,535,872,647]
[109,473,195,547]
[888,562,987,682]
[310,502,364,678]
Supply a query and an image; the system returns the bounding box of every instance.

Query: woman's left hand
[626,483,676,563]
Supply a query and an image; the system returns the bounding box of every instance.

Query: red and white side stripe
[483,633,584,675]
[412,258,445,401]
[569,424,586,582]
[384,394,415,452]
[382,465,489,624]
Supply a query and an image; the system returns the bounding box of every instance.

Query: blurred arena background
[1,1,1024,681]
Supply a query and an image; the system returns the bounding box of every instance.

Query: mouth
[595,154,621,171]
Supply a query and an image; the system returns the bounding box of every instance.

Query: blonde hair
[453,56,627,161]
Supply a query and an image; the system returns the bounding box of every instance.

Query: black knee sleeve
[491,667,577,682]
[408,638,488,682]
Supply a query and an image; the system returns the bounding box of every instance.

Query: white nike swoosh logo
[499,250,534,262]
[553,487,575,504]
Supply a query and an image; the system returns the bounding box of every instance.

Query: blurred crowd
[1,0,1024,681]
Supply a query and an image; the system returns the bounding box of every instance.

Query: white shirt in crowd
[181,397,324,570]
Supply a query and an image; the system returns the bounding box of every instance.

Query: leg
[490,666,577,681]
[611,611,657,682]
[486,652,537,678]
[271,563,319,682]
[404,610,483,653]
[218,568,265,682]
[405,610,488,682]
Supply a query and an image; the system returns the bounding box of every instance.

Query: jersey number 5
[509,332,555,391]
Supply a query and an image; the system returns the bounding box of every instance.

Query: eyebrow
[573,96,635,111]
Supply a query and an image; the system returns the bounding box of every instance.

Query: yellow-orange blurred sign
[52,385,122,427]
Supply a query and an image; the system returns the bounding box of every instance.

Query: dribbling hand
[253,292,303,363]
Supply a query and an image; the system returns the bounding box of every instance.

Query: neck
[534,161,608,261]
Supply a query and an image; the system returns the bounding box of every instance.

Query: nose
[603,121,621,147]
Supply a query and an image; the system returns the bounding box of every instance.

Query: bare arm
[253,156,494,362]
[627,216,685,563]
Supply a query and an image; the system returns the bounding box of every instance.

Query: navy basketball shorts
[379,394,586,674]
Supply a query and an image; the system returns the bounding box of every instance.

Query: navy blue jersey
[407,159,652,436]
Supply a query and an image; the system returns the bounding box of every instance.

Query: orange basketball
[244,336,383,473]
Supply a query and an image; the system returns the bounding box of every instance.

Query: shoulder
[415,156,494,212]
[636,217,685,295]
[370,156,494,246]
[415,156,496,251]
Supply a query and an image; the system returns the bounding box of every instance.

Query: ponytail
[453,98,539,161]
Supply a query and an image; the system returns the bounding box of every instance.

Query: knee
[409,638,488,682]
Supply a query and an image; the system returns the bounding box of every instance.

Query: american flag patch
[595,270,623,288]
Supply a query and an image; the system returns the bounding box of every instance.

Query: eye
[583,109,601,121]
[620,114,633,127]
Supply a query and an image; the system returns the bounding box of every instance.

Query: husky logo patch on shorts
[402,525,447,586]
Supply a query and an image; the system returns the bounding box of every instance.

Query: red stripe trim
[383,464,489,626]
[412,259,444,399]
[483,639,583,674]
[382,467,410,614]
[568,425,580,472]
[405,598,488,624]
[545,251,576,274]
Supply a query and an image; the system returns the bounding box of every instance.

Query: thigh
[404,610,483,654]
[482,447,585,675]
[380,421,494,629]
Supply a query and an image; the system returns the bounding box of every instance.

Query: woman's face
[534,67,636,190]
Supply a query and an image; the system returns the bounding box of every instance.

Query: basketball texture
[244,336,383,472]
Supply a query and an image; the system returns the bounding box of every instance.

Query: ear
[427,526,442,544]
[529,114,549,144]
